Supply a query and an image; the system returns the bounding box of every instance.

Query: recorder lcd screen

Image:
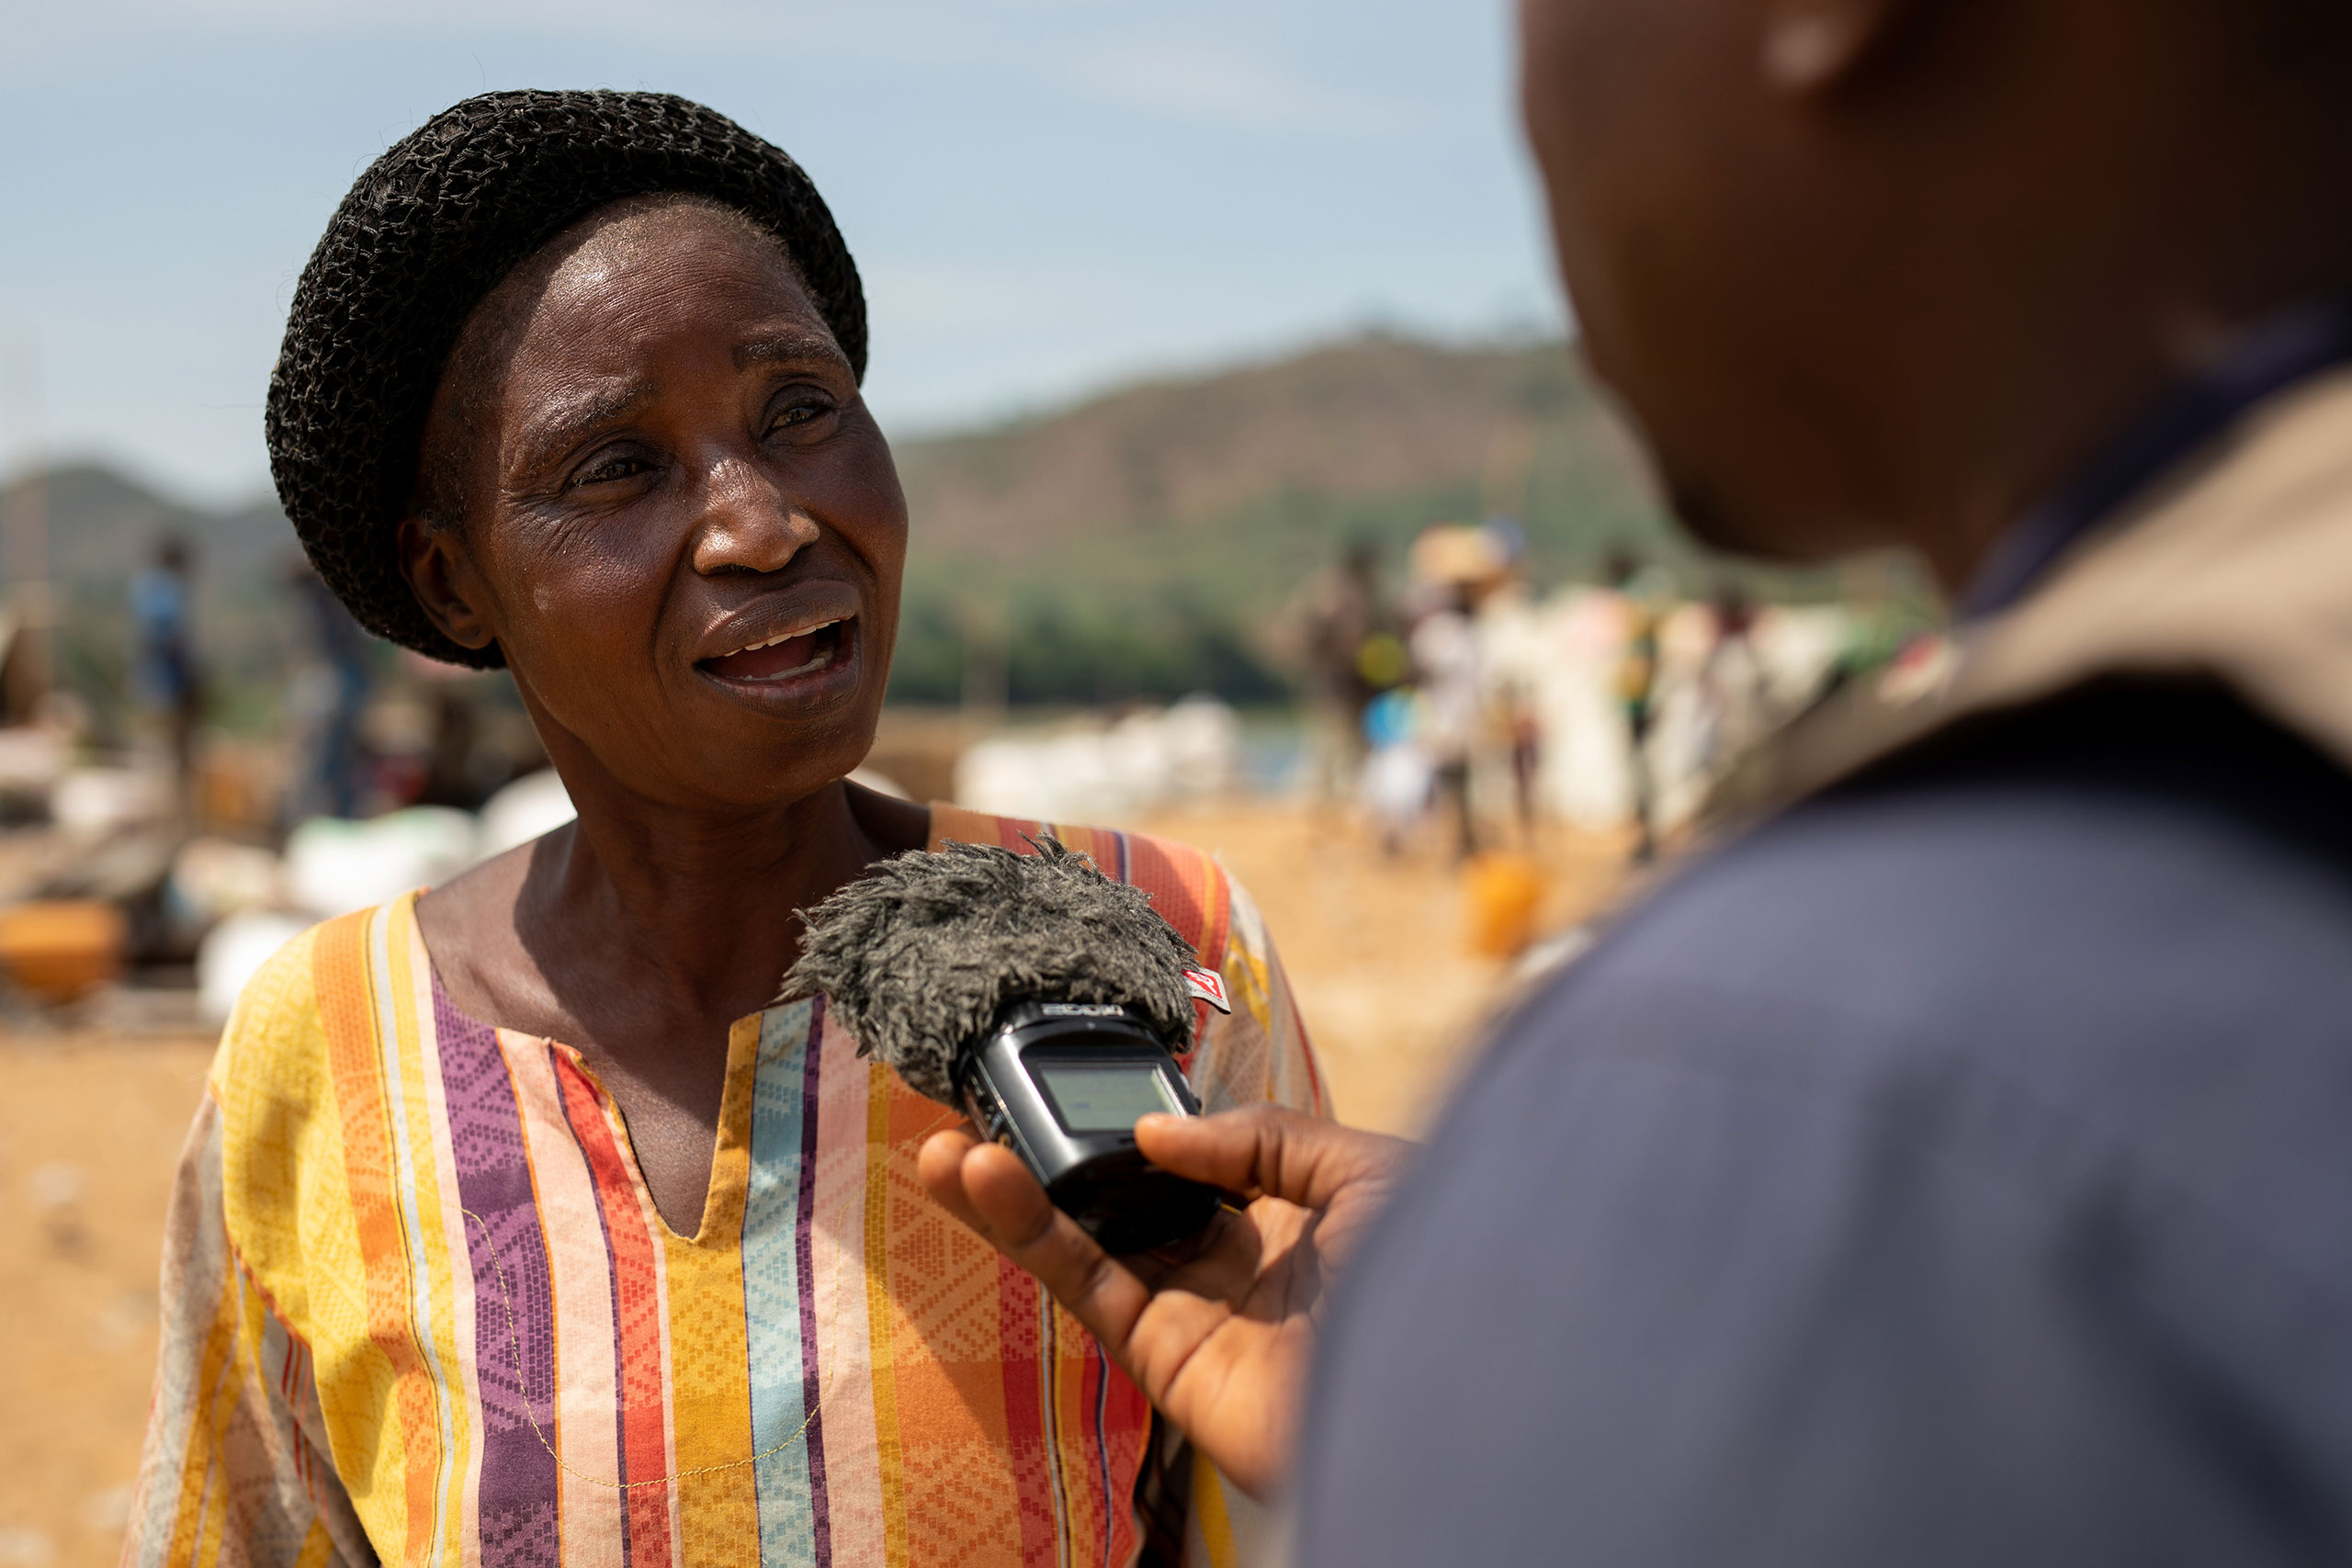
[1035,1062,1180,1133]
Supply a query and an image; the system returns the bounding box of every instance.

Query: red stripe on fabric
[1081,1342,1109,1566]
[1118,834,1229,1067]
[1102,1364,1151,1564]
[1194,852,1232,977]
[1118,834,1206,954]
[555,1059,676,1568]
[996,1256,1058,1566]
[312,909,444,1566]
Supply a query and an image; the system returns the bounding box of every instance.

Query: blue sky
[0,0,1558,503]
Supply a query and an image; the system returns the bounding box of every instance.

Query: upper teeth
[728,620,836,658]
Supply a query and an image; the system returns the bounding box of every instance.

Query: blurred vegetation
[8,334,1936,728]
[882,336,1874,706]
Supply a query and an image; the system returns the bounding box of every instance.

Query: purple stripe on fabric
[433,978,562,1566]
[1093,1353,1113,1568]
[797,997,833,1566]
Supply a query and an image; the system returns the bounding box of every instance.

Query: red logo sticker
[1183,967,1232,1013]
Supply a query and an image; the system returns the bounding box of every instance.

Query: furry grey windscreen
[782,837,1201,1105]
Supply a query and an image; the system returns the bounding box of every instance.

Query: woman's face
[401,198,906,813]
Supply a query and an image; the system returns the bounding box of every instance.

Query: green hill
[888,332,1680,704]
[2,333,1688,714]
[0,463,299,727]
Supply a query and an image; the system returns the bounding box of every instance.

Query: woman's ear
[397,513,500,653]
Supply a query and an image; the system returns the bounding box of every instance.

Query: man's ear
[1759,0,1918,94]
[396,513,500,654]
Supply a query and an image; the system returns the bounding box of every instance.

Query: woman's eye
[571,454,650,489]
[768,395,837,435]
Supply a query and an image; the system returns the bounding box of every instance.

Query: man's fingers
[1133,1107,1413,1211]
[927,1135,1157,1361]
[916,1127,989,1234]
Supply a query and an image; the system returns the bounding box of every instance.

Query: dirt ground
[0,805,1628,1565]
[1134,805,1631,1134]
[0,1032,215,1568]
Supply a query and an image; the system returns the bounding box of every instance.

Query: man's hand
[918,1106,1410,1500]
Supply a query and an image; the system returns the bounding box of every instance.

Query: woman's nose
[689,455,820,576]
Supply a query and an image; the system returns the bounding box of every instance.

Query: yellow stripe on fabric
[192,1444,230,1568]
[1220,878,1275,1035]
[211,919,400,1553]
[198,1272,279,1568]
[1189,1450,1238,1568]
[864,1059,910,1568]
[367,902,458,1568]
[664,1013,762,1565]
[292,1518,339,1568]
[390,897,481,1562]
[163,1253,245,1568]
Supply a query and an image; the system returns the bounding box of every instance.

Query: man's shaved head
[1520,0,2352,588]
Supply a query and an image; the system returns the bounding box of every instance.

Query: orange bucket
[1464,853,1544,959]
[0,900,128,1003]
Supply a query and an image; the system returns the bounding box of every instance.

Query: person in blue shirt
[129,534,201,809]
[924,0,2352,1562]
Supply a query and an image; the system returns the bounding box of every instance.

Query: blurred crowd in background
[0,485,1945,1031]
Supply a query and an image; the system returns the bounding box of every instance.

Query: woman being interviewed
[126,92,1324,1568]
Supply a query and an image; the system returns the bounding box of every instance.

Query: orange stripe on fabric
[922,804,1023,856]
[1053,823,1106,872]
[882,1071,1025,1566]
[555,1060,678,1567]
[1038,1292,1071,1568]
[314,908,442,1567]
[863,1060,910,1568]
[1119,833,1207,954]
[1050,1310,1102,1568]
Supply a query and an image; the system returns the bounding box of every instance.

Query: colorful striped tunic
[125,810,1326,1568]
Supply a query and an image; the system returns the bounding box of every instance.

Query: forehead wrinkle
[515,379,661,462]
[734,331,849,375]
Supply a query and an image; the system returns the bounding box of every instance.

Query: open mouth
[697,617,854,684]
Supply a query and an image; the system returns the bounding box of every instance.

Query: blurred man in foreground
[927,0,2352,1559]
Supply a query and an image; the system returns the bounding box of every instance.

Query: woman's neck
[412,766,927,1236]
[548,779,889,1008]
[419,769,928,1058]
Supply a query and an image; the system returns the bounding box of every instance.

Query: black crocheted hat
[265,89,867,668]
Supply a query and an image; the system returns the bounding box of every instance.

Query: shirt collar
[1962,296,2352,618]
